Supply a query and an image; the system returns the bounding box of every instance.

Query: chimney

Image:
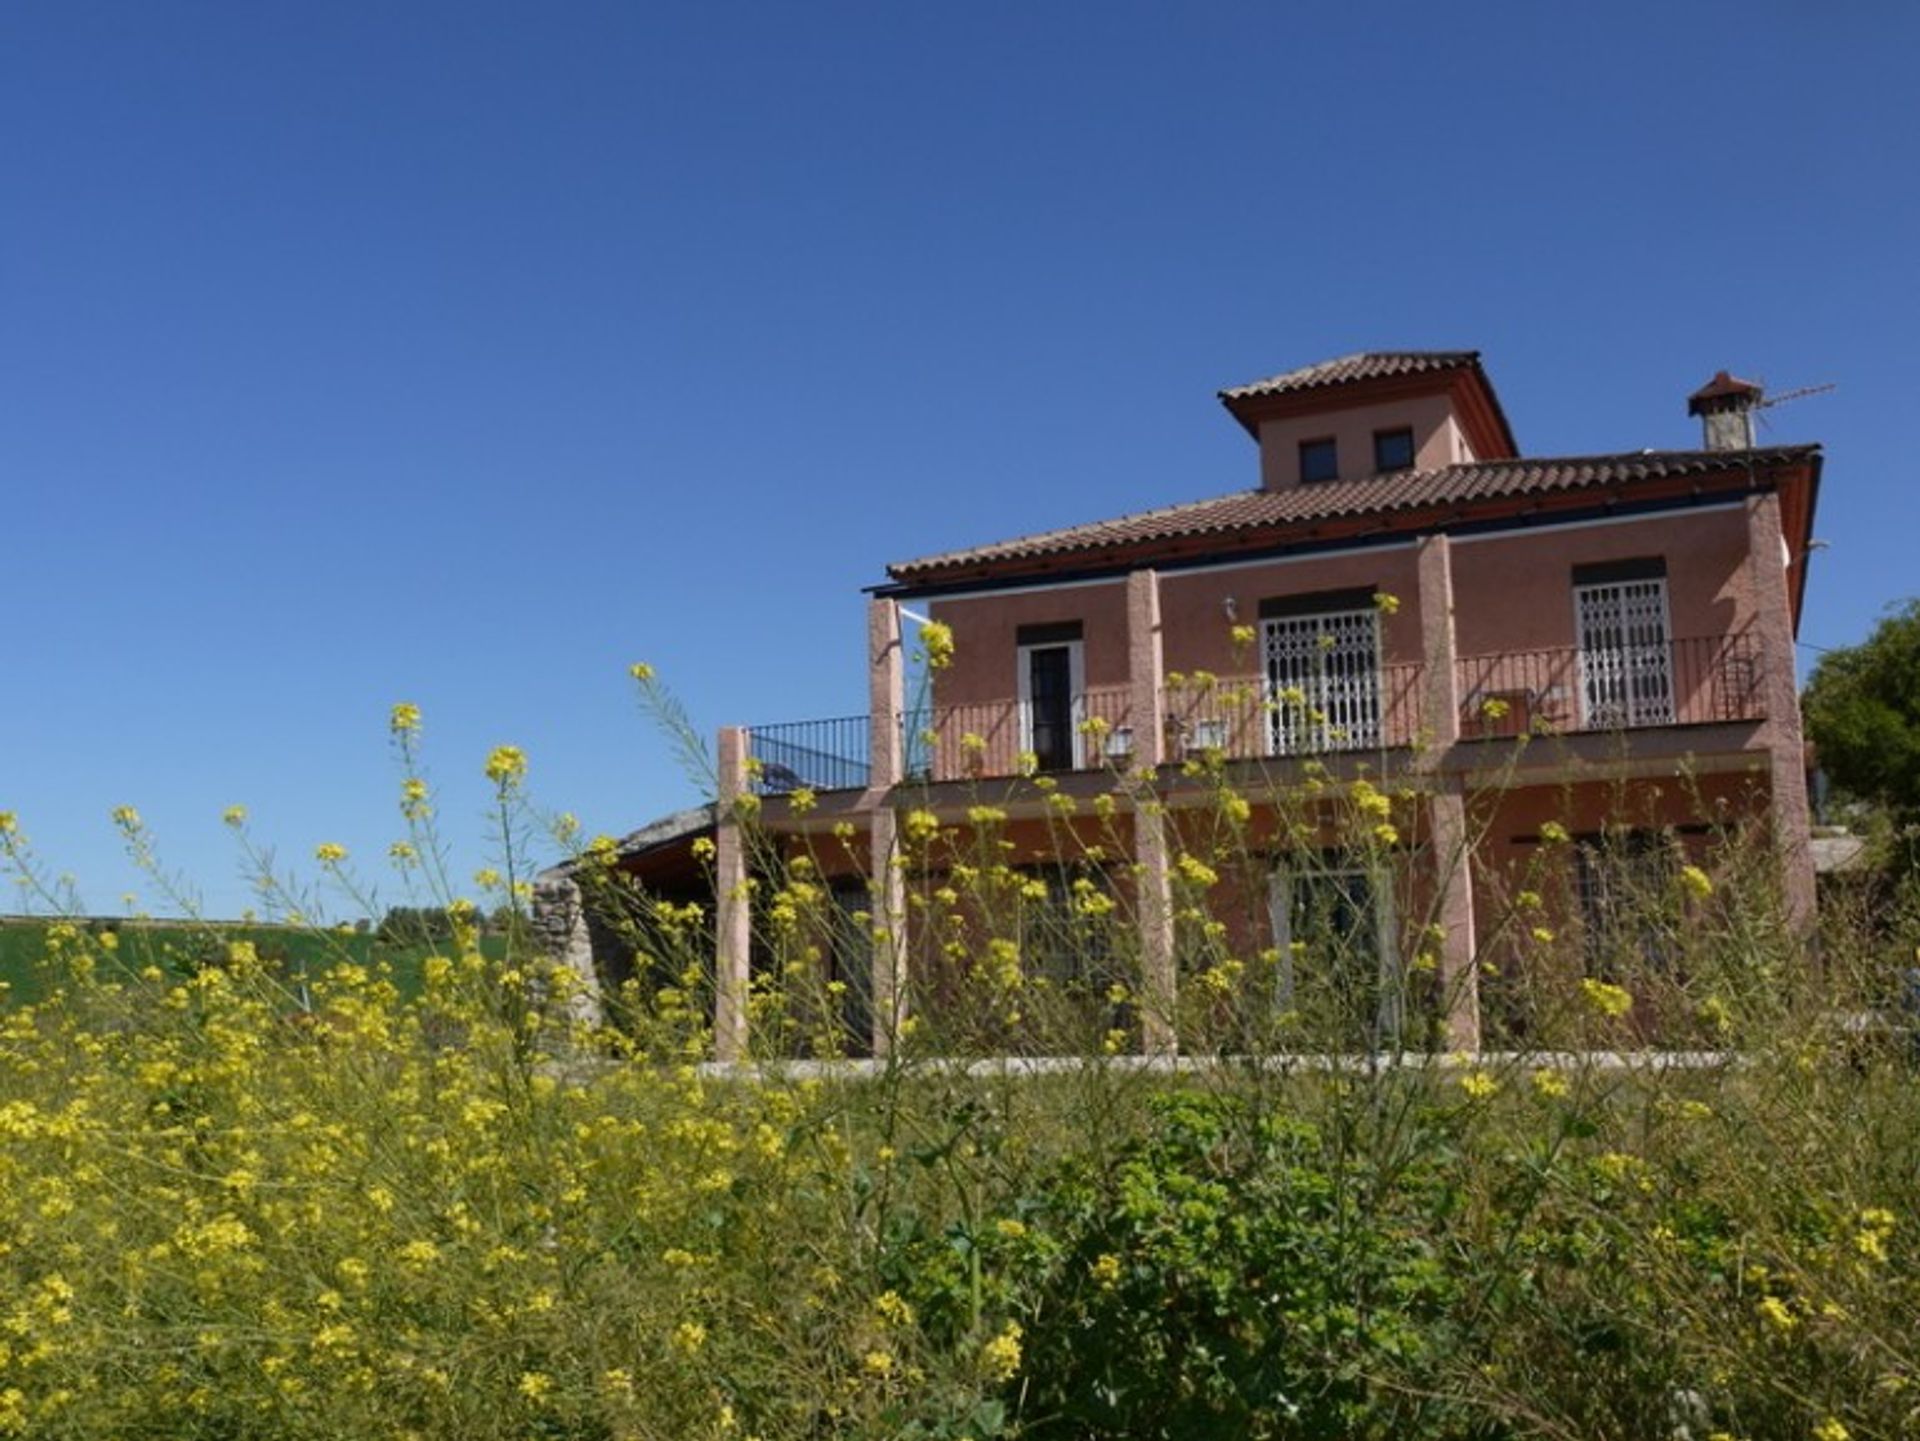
[1687,370,1763,451]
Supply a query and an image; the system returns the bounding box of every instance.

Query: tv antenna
[1753,380,1835,433]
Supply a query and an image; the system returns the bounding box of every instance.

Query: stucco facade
[547,350,1823,1059]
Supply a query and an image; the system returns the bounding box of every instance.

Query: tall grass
[0,683,1915,1439]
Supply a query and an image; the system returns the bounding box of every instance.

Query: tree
[1804,598,1920,827]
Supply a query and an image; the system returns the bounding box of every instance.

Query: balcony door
[1575,577,1675,728]
[1018,635,1083,773]
[1262,606,1383,755]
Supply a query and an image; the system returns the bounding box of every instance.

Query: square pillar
[1746,494,1817,933]
[866,597,909,1058]
[1415,534,1461,751]
[1416,535,1478,1049]
[869,807,907,1058]
[1427,782,1480,1053]
[868,597,904,789]
[1126,569,1175,1054]
[714,725,753,1063]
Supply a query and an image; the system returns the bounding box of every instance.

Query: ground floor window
[1573,829,1676,974]
[1268,861,1402,1049]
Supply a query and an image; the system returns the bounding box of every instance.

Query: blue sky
[3,2,1915,919]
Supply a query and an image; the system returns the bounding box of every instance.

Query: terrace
[744,634,1767,796]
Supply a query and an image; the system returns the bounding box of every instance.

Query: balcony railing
[1162,663,1427,761]
[1455,634,1766,740]
[904,683,1134,783]
[744,638,1765,795]
[747,714,871,795]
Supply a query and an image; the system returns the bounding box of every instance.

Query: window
[1572,561,1675,729]
[1260,591,1384,755]
[1574,830,1674,973]
[1015,863,1115,989]
[1298,437,1339,483]
[1373,427,1415,473]
[1268,862,1401,1049]
[1016,622,1084,772]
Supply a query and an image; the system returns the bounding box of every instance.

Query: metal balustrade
[1161,662,1426,760]
[903,684,1134,783]
[746,715,871,795]
[743,637,1763,794]
[1455,634,1766,740]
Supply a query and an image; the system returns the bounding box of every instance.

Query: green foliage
[1805,597,1920,825]
[997,1091,1472,1439]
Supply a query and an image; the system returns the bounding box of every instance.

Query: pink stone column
[713,725,753,1063]
[1746,493,1818,933]
[1416,535,1479,1050]
[1427,782,1481,1052]
[1126,569,1176,1054]
[866,597,908,1057]
[1415,535,1461,752]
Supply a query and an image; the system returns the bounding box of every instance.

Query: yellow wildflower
[390,701,422,735]
[1580,978,1633,1018]
[919,620,955,670]
[517,1371,553,1403]
[872,1290,915,1327]
[979,1322,1023,1382]
[484,745,528,786]
[1174,854,1219,888]
[314,842,348,865]
[1679,864,1714,900]
[222,804,247,826]
[1530,1069,1570,1099]
[629,661,655,681]
[1459,1070,1499,1100]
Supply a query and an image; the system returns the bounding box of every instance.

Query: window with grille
[1574,575,1675,728]
[1262,606,1383,755]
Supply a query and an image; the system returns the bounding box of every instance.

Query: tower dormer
[1218,350,1518,491]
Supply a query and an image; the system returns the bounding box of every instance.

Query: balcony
[1455,634,1766,740]
[743,638,1767,795]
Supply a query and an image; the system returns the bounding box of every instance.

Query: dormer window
[1373,427,1415,473]
[1299,437,1338,483]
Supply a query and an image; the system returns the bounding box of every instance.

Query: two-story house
[538,351,1821,1061]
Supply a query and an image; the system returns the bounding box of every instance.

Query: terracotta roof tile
[886,446,1818,584]
[1218,350,1480,402]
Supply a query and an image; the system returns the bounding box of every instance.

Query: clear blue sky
[3,2,1915,919]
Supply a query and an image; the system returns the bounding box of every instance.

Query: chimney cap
[1688,369,1764,415]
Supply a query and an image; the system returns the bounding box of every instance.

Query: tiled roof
[886,446,1819,584]
[1218,350,1480,403]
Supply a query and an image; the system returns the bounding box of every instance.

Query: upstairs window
[1373,427,1416,473]
[1298,437,1339,483]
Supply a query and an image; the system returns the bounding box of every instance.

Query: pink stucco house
[542,351,1822,1059]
